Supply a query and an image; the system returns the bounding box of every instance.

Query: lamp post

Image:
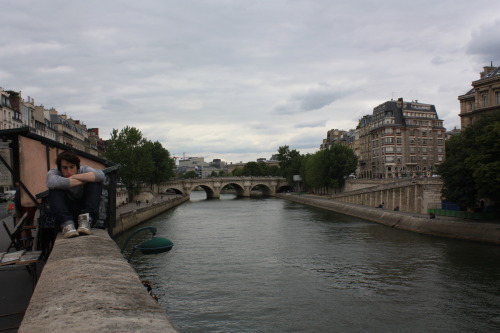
[120,226,174,262]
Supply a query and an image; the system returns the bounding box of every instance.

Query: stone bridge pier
[158,177,291,199]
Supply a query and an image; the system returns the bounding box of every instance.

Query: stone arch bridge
[159,177,291,198]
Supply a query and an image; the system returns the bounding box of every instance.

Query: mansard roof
[462,65,500,96]
[481,65,500,79]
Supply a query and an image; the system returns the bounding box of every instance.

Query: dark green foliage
[438,112,500,209]
[302,145,358,189]
[104,126,175,189]
[231,162,280,177]
[277,145,304,184]
[183,170,199,179]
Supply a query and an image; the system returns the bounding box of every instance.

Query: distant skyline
[2,0,499,163]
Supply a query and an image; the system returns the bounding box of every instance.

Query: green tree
[183,170,199,179]
[231,167,244,177]
[104,126,175,189]
[438,112,500,209]
[143,140,176,184]
[277,145,303,183]
[302,145,358,190]
[241,161,270,176]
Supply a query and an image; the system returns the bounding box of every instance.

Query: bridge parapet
[159,177,290,198]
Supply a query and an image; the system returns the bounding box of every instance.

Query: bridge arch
[159,177,289,199]
[249,183,273,196]
[277,184,294,193]
[163,187,184,195]
[220,182,246,197]
[189,185,217,199]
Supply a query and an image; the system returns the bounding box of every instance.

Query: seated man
[46,151,105,238]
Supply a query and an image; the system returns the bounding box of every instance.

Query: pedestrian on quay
[46,151,105,238]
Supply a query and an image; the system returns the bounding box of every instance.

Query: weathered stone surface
[19,229,178,333]
[277,193,500,244]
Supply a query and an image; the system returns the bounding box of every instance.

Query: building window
[396,137,402,144]
[482,94,487,107]
[496,91,500,105]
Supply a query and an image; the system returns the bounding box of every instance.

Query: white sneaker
[62,223,79,238]
[77,213,92,235]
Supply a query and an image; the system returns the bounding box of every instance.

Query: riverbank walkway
[0,197,180,332]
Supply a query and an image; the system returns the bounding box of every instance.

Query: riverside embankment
[276,193,500,245]
[17,195,189,332]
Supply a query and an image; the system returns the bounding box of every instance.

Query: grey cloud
[466,19,500,63]
[274,83,349,114]
[2,0,500,163]
[294,121,326,129]
[431,56,452,66]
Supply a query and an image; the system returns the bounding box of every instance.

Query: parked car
[0,193,6,202]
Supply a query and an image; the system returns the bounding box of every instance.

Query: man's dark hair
[56,151,81,171]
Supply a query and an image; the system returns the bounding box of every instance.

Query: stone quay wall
[112,195,189,237]
[337,178,443,214]
[277,193,500,245]
[20,194,190,332]
[19,229,178,333]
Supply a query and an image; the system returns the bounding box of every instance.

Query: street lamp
[120,226,174,262]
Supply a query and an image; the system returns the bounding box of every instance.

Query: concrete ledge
[277,193,500,245]
[113,195,189,236]
[19,229,177,333]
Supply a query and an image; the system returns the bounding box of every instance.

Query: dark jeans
[49,182,102,229]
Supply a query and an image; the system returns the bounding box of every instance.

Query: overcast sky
[2,1,499,163]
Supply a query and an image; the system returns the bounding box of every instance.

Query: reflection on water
[117,192,500,333]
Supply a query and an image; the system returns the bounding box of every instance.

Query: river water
[118,192,500,333]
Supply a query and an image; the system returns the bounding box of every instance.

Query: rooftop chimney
[480,62,495,78]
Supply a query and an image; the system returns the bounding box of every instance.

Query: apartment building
[458,63,500,128]
[178,157,228,178]
[0,88,102,155]
[357,98,446,179]
[1,89,23,130]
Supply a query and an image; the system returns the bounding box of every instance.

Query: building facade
[0,88,105,192]
[458,64,500,128]
[357,98,445,179]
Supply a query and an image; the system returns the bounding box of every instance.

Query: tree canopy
[302,145,358,189]
[104,126,175,188]
[276,144,357,191]
[231,161,280,177]
[438,112,500,209]
[277,145,304,184]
